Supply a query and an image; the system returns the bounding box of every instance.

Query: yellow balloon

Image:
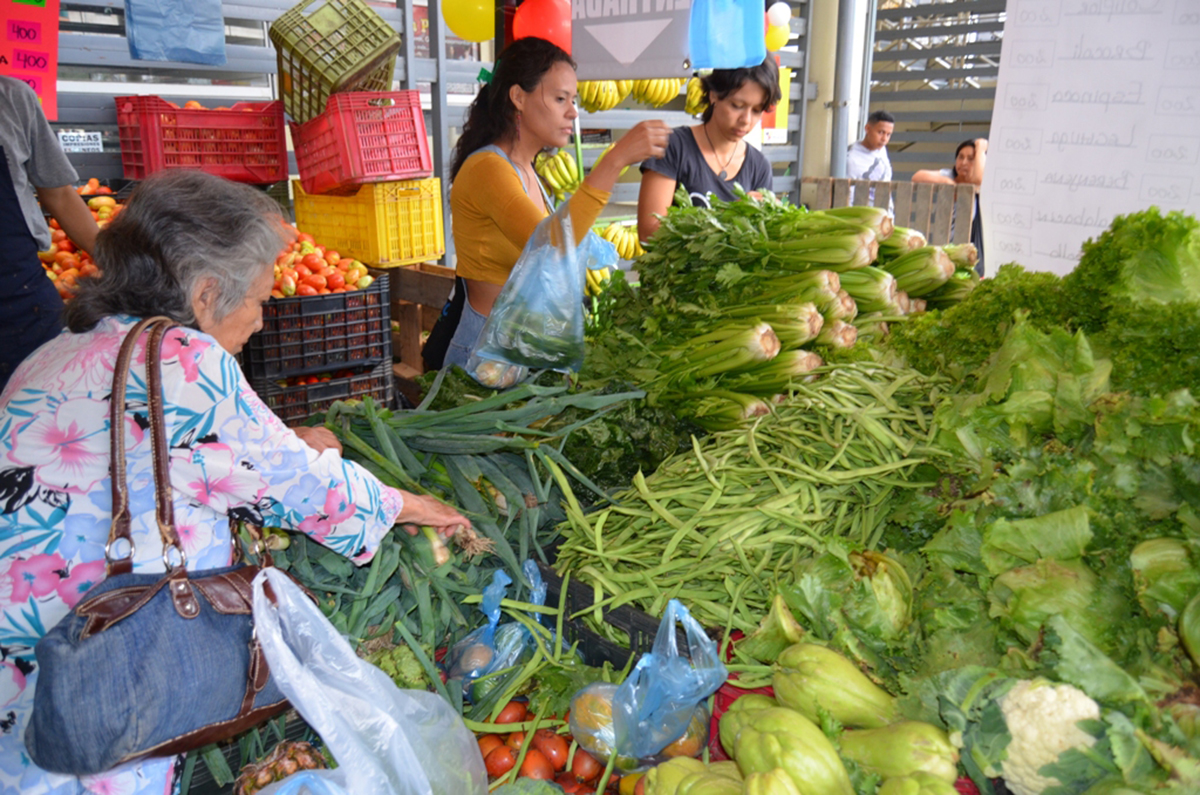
[443,0,494,43]
[765,23,789,51]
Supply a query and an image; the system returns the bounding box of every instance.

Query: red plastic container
[115,96,288,184]
[291,91,432,196]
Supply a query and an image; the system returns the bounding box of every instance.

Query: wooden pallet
[387,262,455,372]
[799,177,976,245]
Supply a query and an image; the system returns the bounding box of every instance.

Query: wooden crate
[388,262,455,372]
[799,177,976,245]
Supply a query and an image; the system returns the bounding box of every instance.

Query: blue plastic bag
[688,0,767,70]
[445,563,552,700]
[611,599,727,759]
[125,0,227,65]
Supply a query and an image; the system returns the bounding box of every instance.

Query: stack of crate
[241,273,395,423]
[271,0,445,270]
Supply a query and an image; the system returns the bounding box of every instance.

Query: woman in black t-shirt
[637,58,782,241]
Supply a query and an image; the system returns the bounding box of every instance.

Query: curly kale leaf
[1063,208,1200,334]
[887,264,1071,381]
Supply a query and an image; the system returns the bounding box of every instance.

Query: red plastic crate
[291,91,432,196]
[115,96,288,184]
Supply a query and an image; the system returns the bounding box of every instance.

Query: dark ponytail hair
[450,37,576,181]
[698,57,782,123]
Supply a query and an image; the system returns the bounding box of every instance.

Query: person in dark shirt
[636,57,782,241]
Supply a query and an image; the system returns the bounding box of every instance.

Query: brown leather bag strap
[143,319,188,570]
[107,316,176,577]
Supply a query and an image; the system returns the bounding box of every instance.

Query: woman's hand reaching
[587,120,672,192]
[292,426,343,455]
[395,492,472,538]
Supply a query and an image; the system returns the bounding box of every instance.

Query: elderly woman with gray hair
[0,171,468,791]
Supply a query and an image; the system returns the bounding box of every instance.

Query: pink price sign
[13,49,49,71]
[6,18,42,43]
[13,73,42,94]
[3,0,60,118]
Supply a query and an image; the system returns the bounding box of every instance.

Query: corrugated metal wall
[866,0,1004,180]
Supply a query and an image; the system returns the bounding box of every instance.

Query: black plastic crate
[537,559,691,670]
[243,273,390,381]
[252,360,394,424]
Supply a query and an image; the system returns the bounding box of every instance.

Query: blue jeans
[444,290,488,370]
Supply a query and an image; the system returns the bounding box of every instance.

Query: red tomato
[302,273,327,290]
[485,746,516,777]
[570,749,602,783]
[556,773,583,793]
[504,731,525,751]
[294,264,312,278]
[297,232,315,244]
[532,730,569,771]
[519,748,554,780]
[300,253,325,270]
[326,271,346,290]
[477,734,504,759]
[296,284,318,296]
[495,701,528,724]
[325,250,341,265]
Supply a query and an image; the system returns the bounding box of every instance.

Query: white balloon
[767,2,792,27]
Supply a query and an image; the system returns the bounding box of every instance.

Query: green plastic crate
[269,0,401,124]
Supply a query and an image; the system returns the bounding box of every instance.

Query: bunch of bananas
[685,76,706,117]
[535,149,581,202]
[600,221,645,260]
[591,143,629,178]
[585,266,611,297]
[631,78,684,108]
[577,80,633,113]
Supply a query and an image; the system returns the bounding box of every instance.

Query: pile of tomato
[477,701,644,795]
[273,232,374,298]
[279,369,357,388]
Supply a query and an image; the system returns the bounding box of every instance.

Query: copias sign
[513,0,571,54]
[443,0,494,43]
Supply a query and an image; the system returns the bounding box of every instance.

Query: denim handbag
[26,317,301,775]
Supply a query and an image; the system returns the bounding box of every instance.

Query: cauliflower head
[998,679,1101,795]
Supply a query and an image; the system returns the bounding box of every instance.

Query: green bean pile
[553,363,958,638]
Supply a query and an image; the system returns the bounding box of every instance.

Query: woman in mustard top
[434,37,670,369]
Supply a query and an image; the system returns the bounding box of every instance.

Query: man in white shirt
[846,110,894,182]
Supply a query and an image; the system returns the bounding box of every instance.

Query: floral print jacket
[0,316,404,794]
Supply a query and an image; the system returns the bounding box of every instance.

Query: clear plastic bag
[687,0,767,70]
[251,568,487,795]
[124,0,227,65]
[568,600,727,769]
[467,203,598,384]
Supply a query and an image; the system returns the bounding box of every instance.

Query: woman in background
[636,58,782,241]
[913,137,987,275]
[426,36,670,370]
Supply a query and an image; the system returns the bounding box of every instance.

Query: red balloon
[513,0,572,54]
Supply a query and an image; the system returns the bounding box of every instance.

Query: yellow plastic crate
[293,178,445,267]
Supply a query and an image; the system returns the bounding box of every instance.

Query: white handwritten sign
[983,0,1200,275]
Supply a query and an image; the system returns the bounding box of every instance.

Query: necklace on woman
[702,123,737,181]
